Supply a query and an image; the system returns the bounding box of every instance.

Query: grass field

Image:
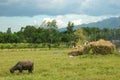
[0,48,120,80]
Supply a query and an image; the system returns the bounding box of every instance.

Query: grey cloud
[0,0,120,16]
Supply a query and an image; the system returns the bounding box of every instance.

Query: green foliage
[74,28,88,45]
[1,20,120,48]
[82,27,120,41]
[62,21,78,47]
[47,20,58,30]
[67,21,74,34]
[7,27,12,34]
[0,43,68,49]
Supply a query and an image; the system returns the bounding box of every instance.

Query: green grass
[0,48,120,80]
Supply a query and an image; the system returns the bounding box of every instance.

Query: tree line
[0,20,120,48]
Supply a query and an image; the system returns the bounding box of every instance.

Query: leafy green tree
[61,22,76,47]
[46,20,59,44]
[67,21,74,34]
[74,28,88,45]
[82,27,100,41]
[7,27,12,34]
[0,32,4,43]
[23,25,37,43]
[47,20,58,30]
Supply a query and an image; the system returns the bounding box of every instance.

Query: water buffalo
[10,60,34,73]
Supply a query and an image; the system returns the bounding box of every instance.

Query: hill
[75,16,120,29]
[59,17,120,31]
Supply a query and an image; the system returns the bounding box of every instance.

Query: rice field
[0,48,120,80]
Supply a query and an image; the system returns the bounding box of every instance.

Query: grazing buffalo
[10,60,34,73]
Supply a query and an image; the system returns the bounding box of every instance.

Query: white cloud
[0,14,119,32]
[42,17,67,28]
[72,19,82,25]
[43,18,53,22]
[41,14,120,28]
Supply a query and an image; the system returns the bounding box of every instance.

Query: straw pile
[90,39,116,54]
[68,39,116,56]
[68,45,84,56]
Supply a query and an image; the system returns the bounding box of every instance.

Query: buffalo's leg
[28,69,32,73]
[19,69,23,73]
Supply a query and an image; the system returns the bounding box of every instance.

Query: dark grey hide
[10,61,34,73]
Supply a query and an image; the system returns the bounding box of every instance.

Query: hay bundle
[90,39,116,54]
[68,45,84,56]
[68,39,116,56]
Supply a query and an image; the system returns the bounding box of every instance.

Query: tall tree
[47,19,58,30]
[46,20,58,44]
[74,28,88,45]
[0,32,4,43]
[67,21,74,34]
[7,27,12,34]
[23,25,37,43]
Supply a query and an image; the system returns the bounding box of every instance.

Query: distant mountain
[75,17,120,29]
[59,17,120,31]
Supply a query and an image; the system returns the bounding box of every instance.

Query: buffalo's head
[10,68,14,73]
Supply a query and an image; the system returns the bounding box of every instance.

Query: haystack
[68,39,116,56]
[68,45,84,56]
[90,39,116,54]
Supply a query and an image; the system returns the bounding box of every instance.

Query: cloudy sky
[0,0,120,32]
